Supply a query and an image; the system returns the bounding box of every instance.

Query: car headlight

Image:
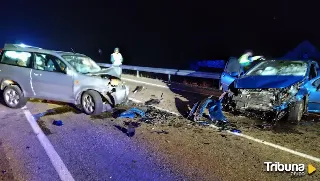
[110,78,120,86]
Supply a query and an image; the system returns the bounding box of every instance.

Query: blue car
[220,59,320,123]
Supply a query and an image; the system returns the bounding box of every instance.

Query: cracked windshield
[62,55,101,73]
[246,60,308,76]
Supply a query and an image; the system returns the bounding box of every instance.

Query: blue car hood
[235,75,305,89]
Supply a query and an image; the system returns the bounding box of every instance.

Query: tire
[3,85,28,109]
[81,90,103,115]
[287,100,304,124]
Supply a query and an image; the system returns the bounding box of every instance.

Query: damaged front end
[231,83,302,114]
[85,68,130,107]
[101,75,129,106]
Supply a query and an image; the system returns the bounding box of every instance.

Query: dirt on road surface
[0,141,15,181]
[29,99,320,181]
[5,74,319,180]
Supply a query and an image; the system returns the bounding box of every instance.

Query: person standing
[111,47,123,76]
[238,50,263,67]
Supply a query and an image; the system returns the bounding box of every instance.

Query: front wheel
[81,90,103,115]
[3,85,28,109]
[287,100,304,124]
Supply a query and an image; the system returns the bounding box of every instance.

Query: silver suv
[0,44,129,115]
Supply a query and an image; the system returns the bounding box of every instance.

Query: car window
[0,51,31,67]
[34,53,66,73]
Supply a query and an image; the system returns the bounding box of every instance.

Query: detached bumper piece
[188,96,228,124]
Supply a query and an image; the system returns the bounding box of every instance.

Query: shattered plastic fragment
[145,99,161,105]
[33,109,55,121]
[230,129,241,133]
[53,120,63,126]
[197,99,214,116]
[119,107,146,118]
[192,97,214,121]
[209,100,228,122]
[187,101,200,119]
[133,86,144,94]
[127,124,135,137]
[119,112,135,118]
[129,107,146,117]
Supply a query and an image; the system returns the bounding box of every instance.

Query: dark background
[0,0,319,69]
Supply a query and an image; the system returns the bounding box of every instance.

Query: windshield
[245,60,308,76]
[62,55,101,73]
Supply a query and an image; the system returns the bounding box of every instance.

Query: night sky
[1,0,319,69]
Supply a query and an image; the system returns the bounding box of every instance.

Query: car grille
[233,89,276,111]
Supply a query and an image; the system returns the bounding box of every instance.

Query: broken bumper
[110,85,130,105]
[232,89,288,112]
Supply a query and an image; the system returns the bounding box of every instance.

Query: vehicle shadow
[28,99,83,115]
[165,82,219,118]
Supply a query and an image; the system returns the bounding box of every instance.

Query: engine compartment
[230,83,301,112]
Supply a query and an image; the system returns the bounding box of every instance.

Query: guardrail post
[136,70,140,77]
[168,74,171,82]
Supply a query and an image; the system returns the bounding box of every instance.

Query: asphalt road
[0,74,319,181]
[0,100,185,181]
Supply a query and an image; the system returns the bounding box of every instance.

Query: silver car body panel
[0,64,33,97]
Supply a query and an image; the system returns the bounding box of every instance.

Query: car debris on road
[188,92,228,123]
[33,109,55,121]
[132,86,144,94]
[52,120,64,126]
[118,107,146,118]
[145,93,164,105]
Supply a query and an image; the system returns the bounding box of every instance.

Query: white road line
[128,97,320,163]
[123,77,212,96]
[22,107,75,181]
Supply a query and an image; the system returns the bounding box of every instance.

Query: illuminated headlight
[110,79,120,86]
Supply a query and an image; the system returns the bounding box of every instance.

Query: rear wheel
[287,100,304,124]
[3,85,28,109]
[81,90,103,115]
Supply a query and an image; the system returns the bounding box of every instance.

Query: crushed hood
[235,75,305,89]
[86,67,121,79]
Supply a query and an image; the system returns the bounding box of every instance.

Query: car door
[31,53,74,103]
[0,50,34,97]
[303,76,320,113]
[220,57,241,91]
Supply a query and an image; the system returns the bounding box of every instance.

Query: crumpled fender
[294,88,308,102]
[274,87,308,111]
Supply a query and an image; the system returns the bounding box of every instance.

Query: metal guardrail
[97,63,221,82]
